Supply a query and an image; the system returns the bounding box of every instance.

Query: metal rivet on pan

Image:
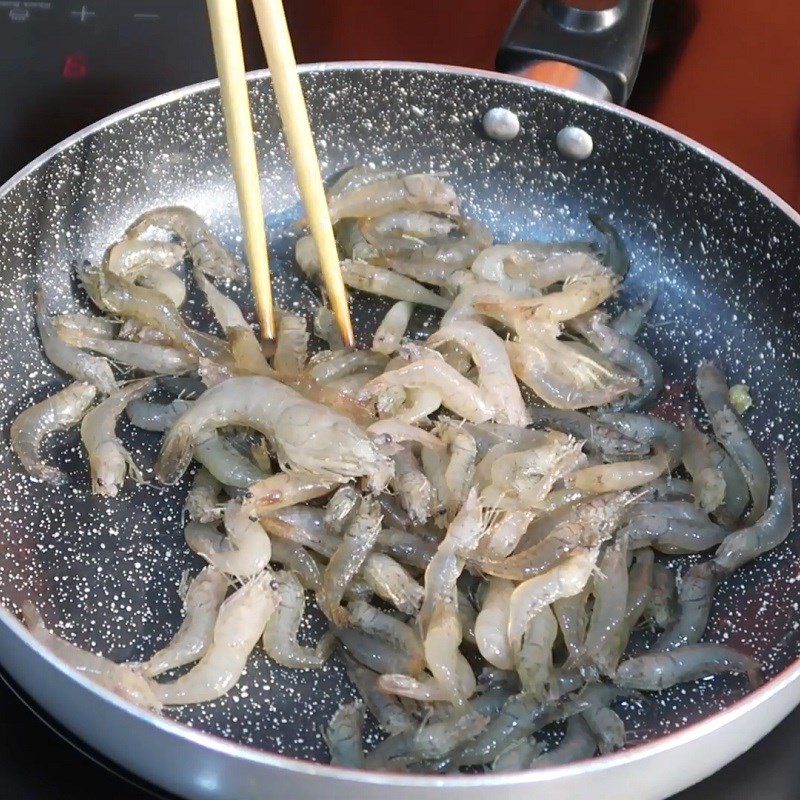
[482,107,520,141]
[556,126,594,161]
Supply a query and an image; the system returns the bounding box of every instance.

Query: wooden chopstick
[251,0,355,349]
[206,0,275,340]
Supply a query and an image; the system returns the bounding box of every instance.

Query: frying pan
[0,2,798,799]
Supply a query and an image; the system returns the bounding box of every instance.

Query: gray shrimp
[80,378,153,496]
[341,652,415,735]
[621,513,727,555]
[696,362,769,522]
[578,683,625,754]
[360,553,424,615]
[581,534,630,677]
[313,306,345,350]
[682,416,726,513]
[324,485,361,534]
[309,350,389,384]
[339,259,450,310]
[616,643,763,690]
[52,312,119,342]
[517,606,558,699]
[320,497,383,625]
[376,529,437,570]
[324,702,365,768]
[574,314,662,410]
[262,570,331,668]
[143,566,228,677]
[269,539,324,593]
[126,398,193,432]
[334,626,420,676]
[491,737,545,772]
[646,563,678,629]
[553,590,590,664]
[714,448,793,573]
[128,206,245,281]
[527,407,647,461]
[652,561,719,652]
[69,333,196,375]
[594,411,682,468]
[11,382,97,485]
[528,715,596,768]
[412,712,489,762]
[184,467,223,523]
[36,291,117,395]
[610,293,656,339]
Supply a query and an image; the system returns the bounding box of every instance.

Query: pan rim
[0,59,798,789]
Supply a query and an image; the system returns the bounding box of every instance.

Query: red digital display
[62,53,89,81]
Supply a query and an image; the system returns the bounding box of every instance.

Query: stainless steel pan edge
[0,61,798,800]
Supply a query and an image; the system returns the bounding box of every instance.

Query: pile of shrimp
[11,169,793,773]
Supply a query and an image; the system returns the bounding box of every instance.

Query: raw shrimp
[529,715,596,768]
[324,485,361,533]
[428,321,529,426]
[269,539,324,593]
[335,626,420,676]
[367,419,445,452]
[491,737,544,772]
[128,206,244,281]
[412,711,489,761]
[156,375,393,490]
[52,312,118,342]
[313,305,345,351]
[647,563,679,629]
[697,362,769,522]
[273,314,309,375]
[80,378,152,496]
[194,269,270,376]
[376,529,437,570]
[507,546,601,654]
[506,327,639,410]
[327,166,402,200]
[424,602,477,707]
[475,578,515,670]
[360,553,424,615]
[339,260,450,310]
[347,600,424,676]
[377,673,452,703]
[325,702,365,767]
[36,292,116,395]
[570,446,669,493]
[478,493,628,581]
[309,350,389,383]
[682,417,726,512]
[143,567,228,677]
[262,570,331,668]
[594,412,682,468]
[517,606,558,699]
[11,382,97,485]
[478,269,617,324]
[320,497,382,625]
[195,434,267,489]
[714,448,793,573]
[326,174,459,224]
[653,561,718,652]
[610,293,656,339]
[480,510,539,559]
[154,572,276,705]
[23,603,160,709]
[106,238,184,278]
[621,513,727,555]
[579,683,625,754]
[96,271,202,357]
[127,398,193,432]
[68,333,196,375]
[527,408,647,461]
[392,446,434,525]
[440,423,478,518]
[362,360,493,423]
[373,301,414,355]
[553,590,590,663]
[419,488,484,632]
[185,467,223,523]
[573,314,662,409]
[342,652,415,735]
[616,644,763,690]
[581,535,629,676]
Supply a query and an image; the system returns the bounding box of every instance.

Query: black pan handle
[496,0,654,104]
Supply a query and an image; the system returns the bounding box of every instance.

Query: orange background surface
[284,0,800,208]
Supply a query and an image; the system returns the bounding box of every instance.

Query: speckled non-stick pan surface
[0,64,798,770]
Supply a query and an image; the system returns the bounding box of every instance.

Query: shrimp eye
[270,580,280,591]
